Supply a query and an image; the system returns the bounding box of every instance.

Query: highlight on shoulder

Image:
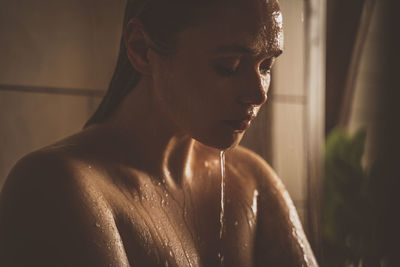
[227,144,282,187]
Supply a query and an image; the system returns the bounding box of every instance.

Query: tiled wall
[0,0,125,89]
[0,0,126,188]
[270,0,308,222]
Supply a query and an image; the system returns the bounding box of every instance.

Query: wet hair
[84,0,228,127]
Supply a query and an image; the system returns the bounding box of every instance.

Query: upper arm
[0,152,129,267]
[232,146,318,266]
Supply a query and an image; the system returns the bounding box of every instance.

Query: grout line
[0,84,306,106]
[0,84,105,97]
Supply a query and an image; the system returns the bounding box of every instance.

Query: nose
[237,72,269,106]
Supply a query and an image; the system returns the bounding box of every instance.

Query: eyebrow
[213,45,283,58]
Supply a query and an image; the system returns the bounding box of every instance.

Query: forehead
[181,0,283,56]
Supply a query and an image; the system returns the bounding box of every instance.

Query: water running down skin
[0,0,318,265]
[218,151,225,265]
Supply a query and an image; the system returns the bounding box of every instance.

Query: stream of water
[218,151,226,265]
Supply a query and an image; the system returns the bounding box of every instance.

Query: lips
[224,108,259,131]
[224,113,255,131]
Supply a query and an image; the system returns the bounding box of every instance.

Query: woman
[0,0,317,266]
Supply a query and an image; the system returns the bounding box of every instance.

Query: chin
[196,131,244,151]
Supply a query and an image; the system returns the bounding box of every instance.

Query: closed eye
[216,66,239,76]
[214,57,241,77]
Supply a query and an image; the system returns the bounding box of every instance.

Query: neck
[102,76,197,188]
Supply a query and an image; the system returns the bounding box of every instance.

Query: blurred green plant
[322,128,390,267]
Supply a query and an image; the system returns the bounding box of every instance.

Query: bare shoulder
[0,148,86,210]
[3,146,82,187]
[227,145,282,190]
[0,148,129,266]
[0,143,104,207]
[228,145,318,266]
[228,145,294,218]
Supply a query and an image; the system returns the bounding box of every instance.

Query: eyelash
[216,66,239,76]
[215,59,273,77]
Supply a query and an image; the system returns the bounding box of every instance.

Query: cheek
[170,65,222,109]
[154,64,213,126]
[154,52,234,130]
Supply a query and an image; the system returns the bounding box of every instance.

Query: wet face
[150,0,283,150]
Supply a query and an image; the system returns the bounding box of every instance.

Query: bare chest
[110,175,259,267]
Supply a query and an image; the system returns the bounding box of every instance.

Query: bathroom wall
[270,0,308,223]
[0,0,126,188]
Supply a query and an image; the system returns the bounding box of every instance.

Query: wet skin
[0,0,317,266]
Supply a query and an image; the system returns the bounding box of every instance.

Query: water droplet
[218,252,225,264]
[234,221,239,227]
[88,165,92,169]
[169,250,173,257]
[251,190,259,216]
[95,222,100,228]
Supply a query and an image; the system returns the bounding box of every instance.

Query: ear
[124,18,153,75]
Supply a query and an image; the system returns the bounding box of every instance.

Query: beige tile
[0,90,100,188]
[271,102,306,203]
[0,0,125,90]
[293,199,306,222]
[273,0,305,96]
[295,206,306,226]
[240,102,272,162]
